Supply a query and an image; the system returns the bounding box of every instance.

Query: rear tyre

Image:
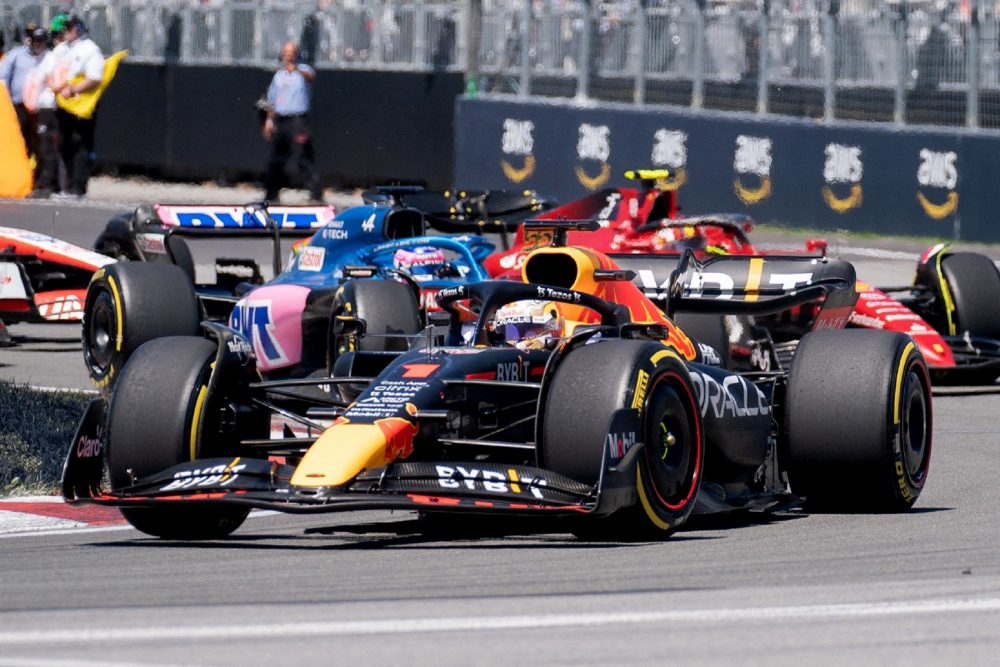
[542,340,703,540]
[108,336,249,539]
[673,313,729,368]
[93,217,141,261]
[785,330,931,512]
[83,263,200,391]
[328,279,421,363]
[940,252,1000,339]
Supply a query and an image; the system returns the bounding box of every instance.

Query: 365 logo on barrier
[822,143,864,214]
[575,123,611,190]
[916,148,959,220]
[651,129,688,191]
[500,118,536,184]
[733,135,773,205]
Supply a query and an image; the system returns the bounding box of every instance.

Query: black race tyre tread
[673,313,729,367]
[108,336,248,539]
[542,340,703,540]
[82,262,199,390]
[331,279,421,358]
[785,330,931,512]
[940,252,1000,340]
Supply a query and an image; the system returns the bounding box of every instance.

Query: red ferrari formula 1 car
[485,170,1000,384]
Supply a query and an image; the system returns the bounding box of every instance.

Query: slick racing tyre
[108,336,250,539]
[328,279,421,363]
[673,313,729,368]
[541,340,703,540]
[939,252,1000,340]
[82,262,200,391]
[92,217,141,261]
[785,330,931,512]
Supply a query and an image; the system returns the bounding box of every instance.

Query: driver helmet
[491,300,564,351]
[393,245,448,281]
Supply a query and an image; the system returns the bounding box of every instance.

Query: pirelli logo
[631,370,650,412]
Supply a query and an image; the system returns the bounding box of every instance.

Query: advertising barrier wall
[455,96,1000,243]
[94,63,464,189]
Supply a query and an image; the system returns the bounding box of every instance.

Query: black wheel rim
[901,369,929,484]
[85,290,117,373]
[644,376,699,510]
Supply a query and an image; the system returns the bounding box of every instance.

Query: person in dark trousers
[52,14,104,198]
[29,15,69,198]
[0,25,48,162]
[263,41,323,203]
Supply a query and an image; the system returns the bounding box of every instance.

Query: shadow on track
[91,515,722,550]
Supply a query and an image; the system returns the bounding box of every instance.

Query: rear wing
[611,251,857,330]
[369,187,556,236]
[151,204,333,233]
[134,204,334,278]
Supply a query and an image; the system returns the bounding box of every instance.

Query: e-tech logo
[229,300,288,364]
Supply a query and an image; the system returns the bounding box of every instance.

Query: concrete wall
[94,63,465,190]
[455,96,1000,243]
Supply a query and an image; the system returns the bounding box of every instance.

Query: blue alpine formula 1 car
[81,193,517,388]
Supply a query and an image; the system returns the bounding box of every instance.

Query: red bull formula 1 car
[485,170,1000,384]
[62,226,931,540]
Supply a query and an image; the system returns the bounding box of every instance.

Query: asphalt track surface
[2,194,1000,665]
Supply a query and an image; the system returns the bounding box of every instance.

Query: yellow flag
[0,83,33,197]
[57,49,128,120]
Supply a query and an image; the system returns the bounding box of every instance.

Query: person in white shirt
[52,14,104,197]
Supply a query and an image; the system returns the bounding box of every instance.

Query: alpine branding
[229,300,288,364]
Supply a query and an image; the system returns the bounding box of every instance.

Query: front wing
[63,400,641,517]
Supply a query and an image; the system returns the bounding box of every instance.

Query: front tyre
[541,340,703,540]
[83,263,199,391]
[108,336,249,539]
[785,330,931,512]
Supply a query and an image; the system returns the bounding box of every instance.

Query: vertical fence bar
[519,0,531,96]
[757,0,769,114]
[466,0,481,96]
[220,0,232,65]
[370,0,384,67]
[967,0,980,128]
[692,0,705,109]
[415,0,427,68]
[894,2,907,125]
[822,1,836,122]
[633,2,646,105]
[576,0,592,102]
[181,3,194,62]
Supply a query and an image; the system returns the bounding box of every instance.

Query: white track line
[2,597,1000,644]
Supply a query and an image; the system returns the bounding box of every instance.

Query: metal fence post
[465,0,481,96]
[692,0,705,109]
[633,2,646,105]
[894,2,908,125]
[181,3,194,62]
[757,0,769,115]
[220,0,232,65]
[822,0,836,122]
[967,0,981,128]
[519,0,531,97]
[415,0,427,67]
[576,0,592,102]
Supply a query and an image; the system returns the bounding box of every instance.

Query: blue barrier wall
[455,96,1000,243]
